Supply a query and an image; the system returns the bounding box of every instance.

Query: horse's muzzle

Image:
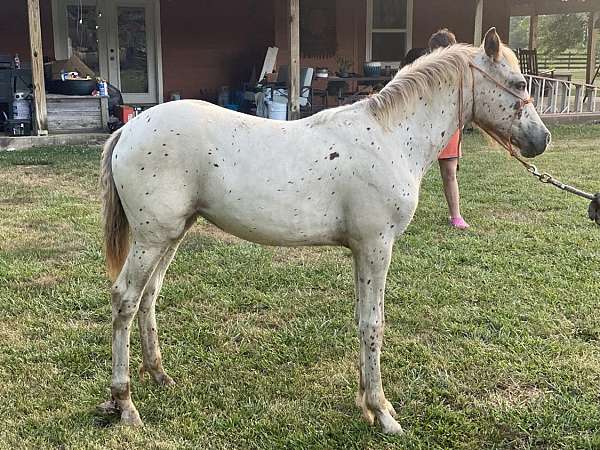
[518,128,551,158]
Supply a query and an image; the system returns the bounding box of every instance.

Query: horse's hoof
[120,408,144,427]
[96,400,119,416]
[156,373,176,387]
[380,417,403,435]
[139,364,176,387]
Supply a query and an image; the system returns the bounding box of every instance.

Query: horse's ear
[484,27,501,61]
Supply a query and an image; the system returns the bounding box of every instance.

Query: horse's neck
[390,77,473,173]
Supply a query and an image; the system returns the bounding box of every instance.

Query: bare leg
[353,238,402,434]
[438,158,461,219]
[109,239,168,426]
[138,242,181,386]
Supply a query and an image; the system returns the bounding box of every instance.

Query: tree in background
[509,16,530,49]
[509,13,589,56]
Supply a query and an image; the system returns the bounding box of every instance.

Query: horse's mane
[367,44,478,128]
[367,42,519,128]
[310,41,520,128]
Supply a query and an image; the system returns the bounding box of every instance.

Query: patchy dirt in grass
[27,274,64,288]
[487,208,547,225]
[0,322,25,346]
[188,220,242,244]
[0,165,98,201]
[486,380,546,409]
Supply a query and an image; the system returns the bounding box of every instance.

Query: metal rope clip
[526,164,541,177]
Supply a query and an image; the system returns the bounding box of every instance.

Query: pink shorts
[438,130,462,160]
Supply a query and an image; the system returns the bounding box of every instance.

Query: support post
[529,14,538,49]
[473,0,484,46]
[27,0,48,135]
[288,0,300,120]
[586,11,599,84]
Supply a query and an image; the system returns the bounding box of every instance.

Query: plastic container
[98,80,108,97]
[6,119,31,136]
[267,99,287,120]
[12,92,30,120]
[117,105,135,123]
[364,61,382,77]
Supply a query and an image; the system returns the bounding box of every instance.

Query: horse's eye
[516,81,527,91]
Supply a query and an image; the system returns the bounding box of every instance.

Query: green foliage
[538,14,588,56]
[509,13,588,56]
[509,16,530,49]
[1,127,600,448]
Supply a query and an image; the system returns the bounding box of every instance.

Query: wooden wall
[0,0,54,63]
[274,0,510,72]
[274,0,366,76]
[413,0,510,48]
[0,0,510,102]
[160,0,275,101]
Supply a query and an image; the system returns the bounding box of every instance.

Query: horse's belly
[199,198,345,247]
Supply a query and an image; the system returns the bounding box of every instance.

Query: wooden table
[327,76,393,83]
[325,75,393,105]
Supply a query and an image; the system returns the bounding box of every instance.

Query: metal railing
[524,74,598,115]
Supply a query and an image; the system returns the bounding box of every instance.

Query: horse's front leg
[352,238,402,434]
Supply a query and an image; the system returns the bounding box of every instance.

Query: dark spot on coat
[214,164,219,167]
[329,152,339,160]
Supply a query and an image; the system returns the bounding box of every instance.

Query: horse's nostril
[545,132,551,146]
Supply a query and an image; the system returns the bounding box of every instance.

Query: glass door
[106,0,158,104]
[52,0,108,77]
[52,0,160,104]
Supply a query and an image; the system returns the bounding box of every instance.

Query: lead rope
[460,63,596,202]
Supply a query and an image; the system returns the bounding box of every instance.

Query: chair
[270,66,315,112]
[516,48,554,78]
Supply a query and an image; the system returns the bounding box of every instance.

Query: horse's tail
[100,129,129,281]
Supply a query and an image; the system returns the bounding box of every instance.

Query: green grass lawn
[1,126,600,449]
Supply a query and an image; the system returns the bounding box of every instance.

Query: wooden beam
[474,0,484,46]
[586,11,599,84]
[288,0,300,121]
[529,14,538,49]
[27,0,48,135]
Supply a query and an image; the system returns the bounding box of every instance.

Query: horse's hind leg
[109,238,169,426]
[138,241,181,386]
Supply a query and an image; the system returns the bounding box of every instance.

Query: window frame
[366,0,413,66]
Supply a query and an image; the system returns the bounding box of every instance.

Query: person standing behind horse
[429,29,470,229]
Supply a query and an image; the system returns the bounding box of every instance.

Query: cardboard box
[44,55,96,81]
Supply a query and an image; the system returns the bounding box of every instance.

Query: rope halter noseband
[458,61,595,202]
[458,62,533,160]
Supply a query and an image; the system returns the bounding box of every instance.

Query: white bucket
[12,92,30,120]
[267,99,287,121]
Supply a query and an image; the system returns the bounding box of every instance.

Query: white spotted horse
[99,28,550,433]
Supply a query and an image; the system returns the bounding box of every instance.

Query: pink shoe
[449,217,470,229]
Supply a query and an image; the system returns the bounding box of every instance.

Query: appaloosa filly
[99,28,550,433]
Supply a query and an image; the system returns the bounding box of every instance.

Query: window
[367,0,413,64]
